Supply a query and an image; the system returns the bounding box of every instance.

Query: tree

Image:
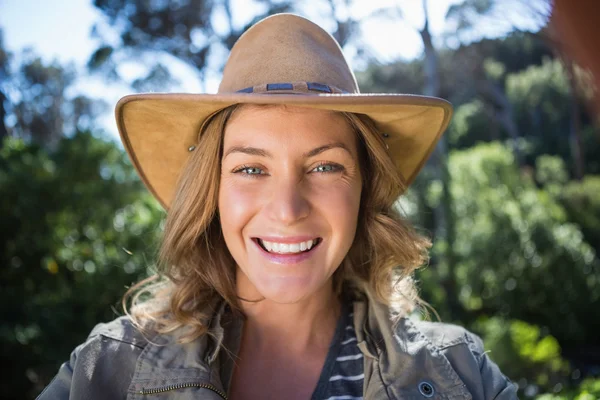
[445,142,599,348]
[0,30,10,141]
[506,57,596,174]
[559,176,600,256]
[0,37,153,400]
[0,133,163,399]
[90,0,293,89]
[0,39,106,148]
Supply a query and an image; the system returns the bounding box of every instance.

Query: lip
[252,237,322,265]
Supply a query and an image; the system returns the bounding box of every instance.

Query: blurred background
[1,0,599,399]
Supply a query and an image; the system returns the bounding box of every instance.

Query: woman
[39,14,517,400]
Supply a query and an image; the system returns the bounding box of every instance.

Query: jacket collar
[354,296,472,399]
[128,293,471,399]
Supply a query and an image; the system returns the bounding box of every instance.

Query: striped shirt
[311,304,364,400]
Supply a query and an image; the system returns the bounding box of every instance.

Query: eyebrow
[304,142,352,158]
[223,142,353,159]
[223,146,270,158]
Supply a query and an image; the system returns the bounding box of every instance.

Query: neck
[236,273,341,353]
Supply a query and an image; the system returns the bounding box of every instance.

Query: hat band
[191,81,352,151]
[235,81,350,95]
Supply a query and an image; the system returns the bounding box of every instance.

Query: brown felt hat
[115,13,453,209]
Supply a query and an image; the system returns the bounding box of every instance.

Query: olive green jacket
[38,296,517,399]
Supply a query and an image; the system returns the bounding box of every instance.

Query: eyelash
[233,165,264,176]
[312,162,343,173]
[233,162,344,177]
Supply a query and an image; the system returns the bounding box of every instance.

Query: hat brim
[115,93,452,209]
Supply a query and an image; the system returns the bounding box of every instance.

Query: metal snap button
[418,381,435,397]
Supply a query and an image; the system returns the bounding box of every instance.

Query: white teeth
[263,241,272,252]
[259,239,319,254]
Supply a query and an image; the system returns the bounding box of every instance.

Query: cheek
[311,179,362,240]
[218,180,261,241]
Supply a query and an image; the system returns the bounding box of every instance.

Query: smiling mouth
[254,238,322,254]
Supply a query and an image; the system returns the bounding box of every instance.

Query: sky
[0,0,459,64]
[0,0,545,140]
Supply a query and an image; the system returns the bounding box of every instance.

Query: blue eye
[235,166,264,175]
[313,163,341,173]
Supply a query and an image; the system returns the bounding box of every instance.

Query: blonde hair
[123,104,431,341]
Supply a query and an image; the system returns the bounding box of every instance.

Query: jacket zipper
[138,382,227,399]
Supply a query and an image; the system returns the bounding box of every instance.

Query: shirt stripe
[316,305,364,400]
[329,373,365,382]
[341,337,357,345]
[336,353,363,362]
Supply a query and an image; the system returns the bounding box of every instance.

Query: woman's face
[218,105,363,304]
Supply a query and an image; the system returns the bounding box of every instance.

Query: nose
[266,178,310,225]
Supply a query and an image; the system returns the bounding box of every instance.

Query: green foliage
[559,176,600,255]
[0,44,106,146]
[475,317,569,392]
[581,126,600,175]
[536,378,600,400]
[505,58,577,164]
[474,32,553,77]
[507,58,570,110]
[448,100,491,147]
[0,133,163,398]
[535,155,569,187]
[358,31,552,103]
[483,58,506,81]
[439,143,600,346]
[415,144,600,395]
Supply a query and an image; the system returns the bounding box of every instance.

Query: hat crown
[218,14,359,94]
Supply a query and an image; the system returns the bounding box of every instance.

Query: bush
[536,378,600,400]
[559,176,600,255]
[0,133,163,398]
[430,143,600,347]
[474,317,569,395]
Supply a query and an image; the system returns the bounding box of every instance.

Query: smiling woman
[221,106,363,306]
[38,13,517,400]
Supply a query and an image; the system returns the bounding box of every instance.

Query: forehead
[223,105,357,151]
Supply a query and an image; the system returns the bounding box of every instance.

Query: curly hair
[123,104,431,342]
